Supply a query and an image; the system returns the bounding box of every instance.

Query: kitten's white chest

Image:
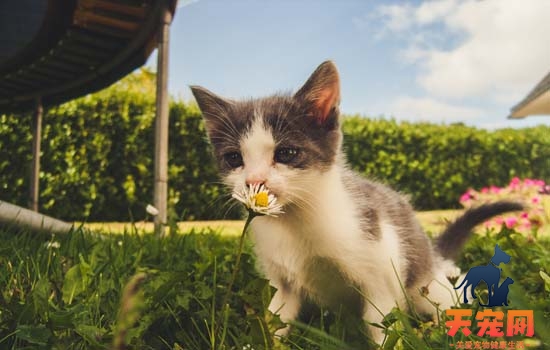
[251,218,309,279]
[250,169,367,294]
[250,167,408,313]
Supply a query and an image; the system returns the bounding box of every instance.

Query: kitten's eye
[275,147,299,164]
[223,152,243,168]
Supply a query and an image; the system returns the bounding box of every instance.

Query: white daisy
[232,183,284,217]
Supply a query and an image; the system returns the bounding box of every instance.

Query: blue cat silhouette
[480,277,514,307]
[454,244,511,305]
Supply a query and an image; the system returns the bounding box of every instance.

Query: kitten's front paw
[368,326,386,349]
[274,324,292,338]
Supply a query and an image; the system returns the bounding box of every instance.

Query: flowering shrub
[460,177,550,234]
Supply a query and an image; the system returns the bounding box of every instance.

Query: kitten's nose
[245,170,267,187]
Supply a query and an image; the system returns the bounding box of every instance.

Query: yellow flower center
[254,192,269,207]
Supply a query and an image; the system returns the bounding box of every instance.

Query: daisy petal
[232,184,284,217]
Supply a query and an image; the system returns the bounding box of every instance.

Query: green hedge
[1,70,231,221]
[343,117,550,209]
[1,70,549,220]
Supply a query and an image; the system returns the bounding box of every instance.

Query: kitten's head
[190,61,342,209]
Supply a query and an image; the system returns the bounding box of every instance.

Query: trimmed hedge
[343,117,550,209]
[1,70,230,221]
[1,70,549,220]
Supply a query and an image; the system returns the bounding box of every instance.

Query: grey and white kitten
[190,61,522,344]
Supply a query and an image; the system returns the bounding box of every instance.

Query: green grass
[1,223,549,349]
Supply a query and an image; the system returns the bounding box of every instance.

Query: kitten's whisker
[222,200,242,220]
[204,193,238,220]
[285,186,329,217]
[284,191,318,216]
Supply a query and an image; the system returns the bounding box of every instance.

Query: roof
[509,71,550,119]
[0,0,176,113]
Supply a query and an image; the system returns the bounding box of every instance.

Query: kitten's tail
[435,201,523,261]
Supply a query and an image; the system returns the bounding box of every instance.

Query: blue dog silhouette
[454,244,511,305]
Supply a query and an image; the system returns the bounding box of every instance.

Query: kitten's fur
[190,61,522,344]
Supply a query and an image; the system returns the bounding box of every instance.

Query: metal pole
[154,1,172,236]
[30,96,43,212]
[0,200,72,235]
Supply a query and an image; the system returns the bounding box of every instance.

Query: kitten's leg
[269,281,302,337]
[362,288,403,345]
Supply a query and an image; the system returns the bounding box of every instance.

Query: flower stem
[216,211,256,345]
[226,212,255,299]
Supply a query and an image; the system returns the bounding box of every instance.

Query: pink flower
[458,177,548,234]
[460,189,478,204]
[509,177,521,190]
[460,193,471,203]
[524,179,545,187]
[504,217,518,228]
[460,190,474,201]
[536,180,546,186]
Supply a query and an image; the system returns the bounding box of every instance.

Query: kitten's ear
[294,61,340,124]
[190,85,231,121]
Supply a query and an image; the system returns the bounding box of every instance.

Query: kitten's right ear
[190,85,231,121]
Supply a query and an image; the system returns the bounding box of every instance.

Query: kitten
[190,61,522,345]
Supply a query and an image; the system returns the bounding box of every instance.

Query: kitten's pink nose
[245,168,267,186]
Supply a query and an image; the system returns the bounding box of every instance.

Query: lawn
[83,209,463,237]
[1,214,549,349]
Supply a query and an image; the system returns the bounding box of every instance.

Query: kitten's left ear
[294,61,340,124]
[190,85,233,137]
[189,85,231,118]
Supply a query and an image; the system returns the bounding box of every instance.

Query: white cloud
[375,0,550,103]
[415,0,459,25]
[376,3,415,33]
[390,96,484,123]
[421,0,550,100]
[400,45,430,64]
[373,0,459,34]
[355,3,416,39]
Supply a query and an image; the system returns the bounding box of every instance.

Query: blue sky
[147,0,550,129]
